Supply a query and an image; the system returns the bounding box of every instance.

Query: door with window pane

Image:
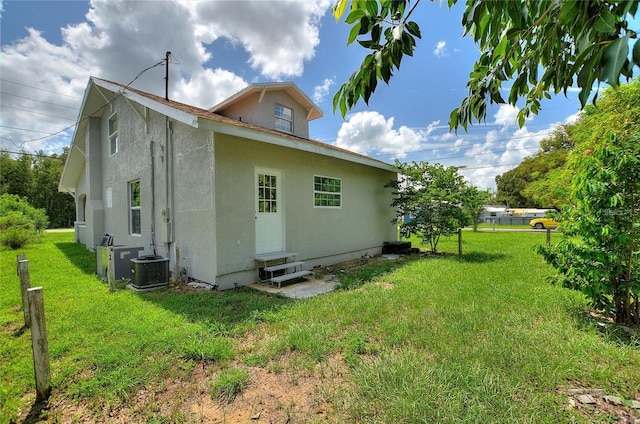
[255,168,284,254]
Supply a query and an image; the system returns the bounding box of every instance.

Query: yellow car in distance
[529,217,559,229]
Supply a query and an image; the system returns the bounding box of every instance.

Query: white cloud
[189,0,330,79]
[335,111,427,158]
[564,111,582,124]
[433,40,447,57]
[0,0,331,153]
[312,78,334,105]
[493,104,520,127]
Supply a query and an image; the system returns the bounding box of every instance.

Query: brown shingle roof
[92,77,394,169]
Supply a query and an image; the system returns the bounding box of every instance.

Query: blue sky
[0,0,591,189]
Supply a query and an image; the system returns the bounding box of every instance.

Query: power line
[5,56,170,147]
[0,125,68,135]
[429,145,540,163]
[0,91,80,110]
[0,79,83,99]
[460,162,522,170]
[370,129,556,158]
[0,149,65,160]
[1,104,76,121]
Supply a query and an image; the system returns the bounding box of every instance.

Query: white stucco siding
[292,156,396,259]
[171,122,217,284]
[214,133,397,288]
[99,97,154,250]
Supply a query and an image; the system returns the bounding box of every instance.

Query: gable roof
[208,81,323,121]
[59,77,395,193]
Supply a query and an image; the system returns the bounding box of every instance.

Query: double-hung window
[108,113,118,156]
[129,180,141,235]
[275,104,293,133]
[314,175,342,208]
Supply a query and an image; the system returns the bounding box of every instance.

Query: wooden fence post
[546,228,551,245]
[458,228,463,256]
[18,260,31,328]
[27,287,51,402]
[16,253,25,276]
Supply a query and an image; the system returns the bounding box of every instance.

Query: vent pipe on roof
[164,51,171,101]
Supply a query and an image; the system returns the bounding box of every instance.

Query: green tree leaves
[333,0,639,130]
[0,150,75,228]
[494,78,640,209]
[332,0,422,118]
[538,134,640,324]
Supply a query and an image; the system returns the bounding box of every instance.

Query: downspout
[164,117,175,266]
[150,140,157,256]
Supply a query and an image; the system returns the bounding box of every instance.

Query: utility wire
[0,91,80,110]
[370,129,557,158]
[0,125,61,135]
[0,149,65,160]
[5,56,170,147]
[1,104,76,121]
[0,78,83,99]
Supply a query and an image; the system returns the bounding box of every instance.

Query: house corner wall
[85,116,104,249]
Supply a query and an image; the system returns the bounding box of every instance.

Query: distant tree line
[0,149,75,228]
[495,78,640,209]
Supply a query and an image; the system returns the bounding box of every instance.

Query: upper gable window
[108,113,118,156]
[275,104,293,133]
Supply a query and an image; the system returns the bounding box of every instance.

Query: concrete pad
[248,277,339,299]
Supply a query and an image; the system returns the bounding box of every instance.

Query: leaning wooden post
[27,287,51,402]
[546,228,551,245]
[458,228,463,256]
[18,260,31,328]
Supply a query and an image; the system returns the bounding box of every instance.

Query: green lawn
[2,231,639,423]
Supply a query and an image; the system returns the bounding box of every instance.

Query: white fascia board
[92,79,199,128]
[198,118,396,173]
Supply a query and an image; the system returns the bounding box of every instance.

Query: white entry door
[255,168,284,254]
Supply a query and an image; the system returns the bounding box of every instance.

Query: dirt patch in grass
[35,354,349,423]
[187,362,338,423]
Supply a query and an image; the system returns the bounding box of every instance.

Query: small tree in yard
[538,135,640,325]
[463,186,489,232]
[387,162,470,253]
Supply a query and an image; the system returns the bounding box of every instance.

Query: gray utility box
[130,255,169,289]
[96,245,144,281]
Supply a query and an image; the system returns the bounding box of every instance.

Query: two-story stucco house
[59,77,397,289]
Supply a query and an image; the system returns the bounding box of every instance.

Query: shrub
[0,212,38,249]
[0,194,48,231]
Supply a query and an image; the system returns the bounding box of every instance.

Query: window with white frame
[275,104,293,133]
[314,175,342,208]
[108,113,118,156]
[129,180,141,235]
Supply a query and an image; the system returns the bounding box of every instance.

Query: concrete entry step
[270,270,313,287]
[263,261,305,273]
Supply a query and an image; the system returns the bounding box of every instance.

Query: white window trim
[129,180,141,236]
[275,103,293,134]
[313,175,342,209]
[108,112,118,156]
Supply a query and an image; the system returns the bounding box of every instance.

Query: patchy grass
[210,367,250,402]
[2,231,639,423]
[0,233,290,423]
